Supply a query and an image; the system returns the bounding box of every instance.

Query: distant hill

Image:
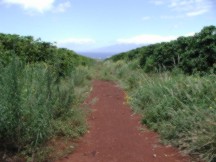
[77,52,112,60]
[77,43,146,59]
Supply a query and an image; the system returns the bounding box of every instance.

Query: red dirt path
[56,80,194,162]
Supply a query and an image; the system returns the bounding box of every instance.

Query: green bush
[0,57,88,153]
[0,58,51,149]
[0,33,93,161]
[108,25,216,74]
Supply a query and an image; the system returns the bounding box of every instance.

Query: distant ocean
[77,43,146,59]
[78,52,116,60]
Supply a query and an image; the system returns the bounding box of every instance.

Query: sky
[0,0,215,57]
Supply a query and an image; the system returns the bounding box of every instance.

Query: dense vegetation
[110,25,216,74]
[0,33,94,161]
[0,33,93,76]
[103,25,216,162]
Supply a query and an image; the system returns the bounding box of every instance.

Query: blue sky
[0,0,215,54]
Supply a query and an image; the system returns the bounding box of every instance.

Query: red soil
[56,80,195,162]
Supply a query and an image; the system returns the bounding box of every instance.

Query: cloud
[117,31,198,45]
[117,34,178,45]
[151,0,212,17]
[56,37,97,51]
[2,0,54,12]
[142,16,151,21]
[186,8,209,16]
[169,0,211,17]
[57,38,96,45]
[185,32,195,36]
[53,1,71,13]
[2,0,71,13]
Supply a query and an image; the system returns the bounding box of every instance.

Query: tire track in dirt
[56,80,194,162]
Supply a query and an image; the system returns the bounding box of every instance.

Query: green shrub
[0,57,88,154]
[108,25,216,74]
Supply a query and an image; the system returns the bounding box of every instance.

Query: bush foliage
[0,33,94,76]
[0,33,93,161]
[109,25,216,74]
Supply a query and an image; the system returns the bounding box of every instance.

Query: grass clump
[131,74,216,161]
[0,56,91,161]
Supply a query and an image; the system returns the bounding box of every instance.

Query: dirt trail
[56,80,193,162]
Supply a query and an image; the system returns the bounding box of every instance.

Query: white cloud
[117,31,198,45]
[151,0,212,17]
[169,0,211,17]
[53,1,71,13]
[57,38,96,45]
[186,8,209,16]
[56,37,97,51]
[142,16,151,21]
[2,0,71,13]
[117,34,178,45]
[185,32,195,36]
[2,0,54,12]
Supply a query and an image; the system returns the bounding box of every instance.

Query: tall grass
[131,74,216,161]
[0,57,90,160]
[101,60,216,162]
